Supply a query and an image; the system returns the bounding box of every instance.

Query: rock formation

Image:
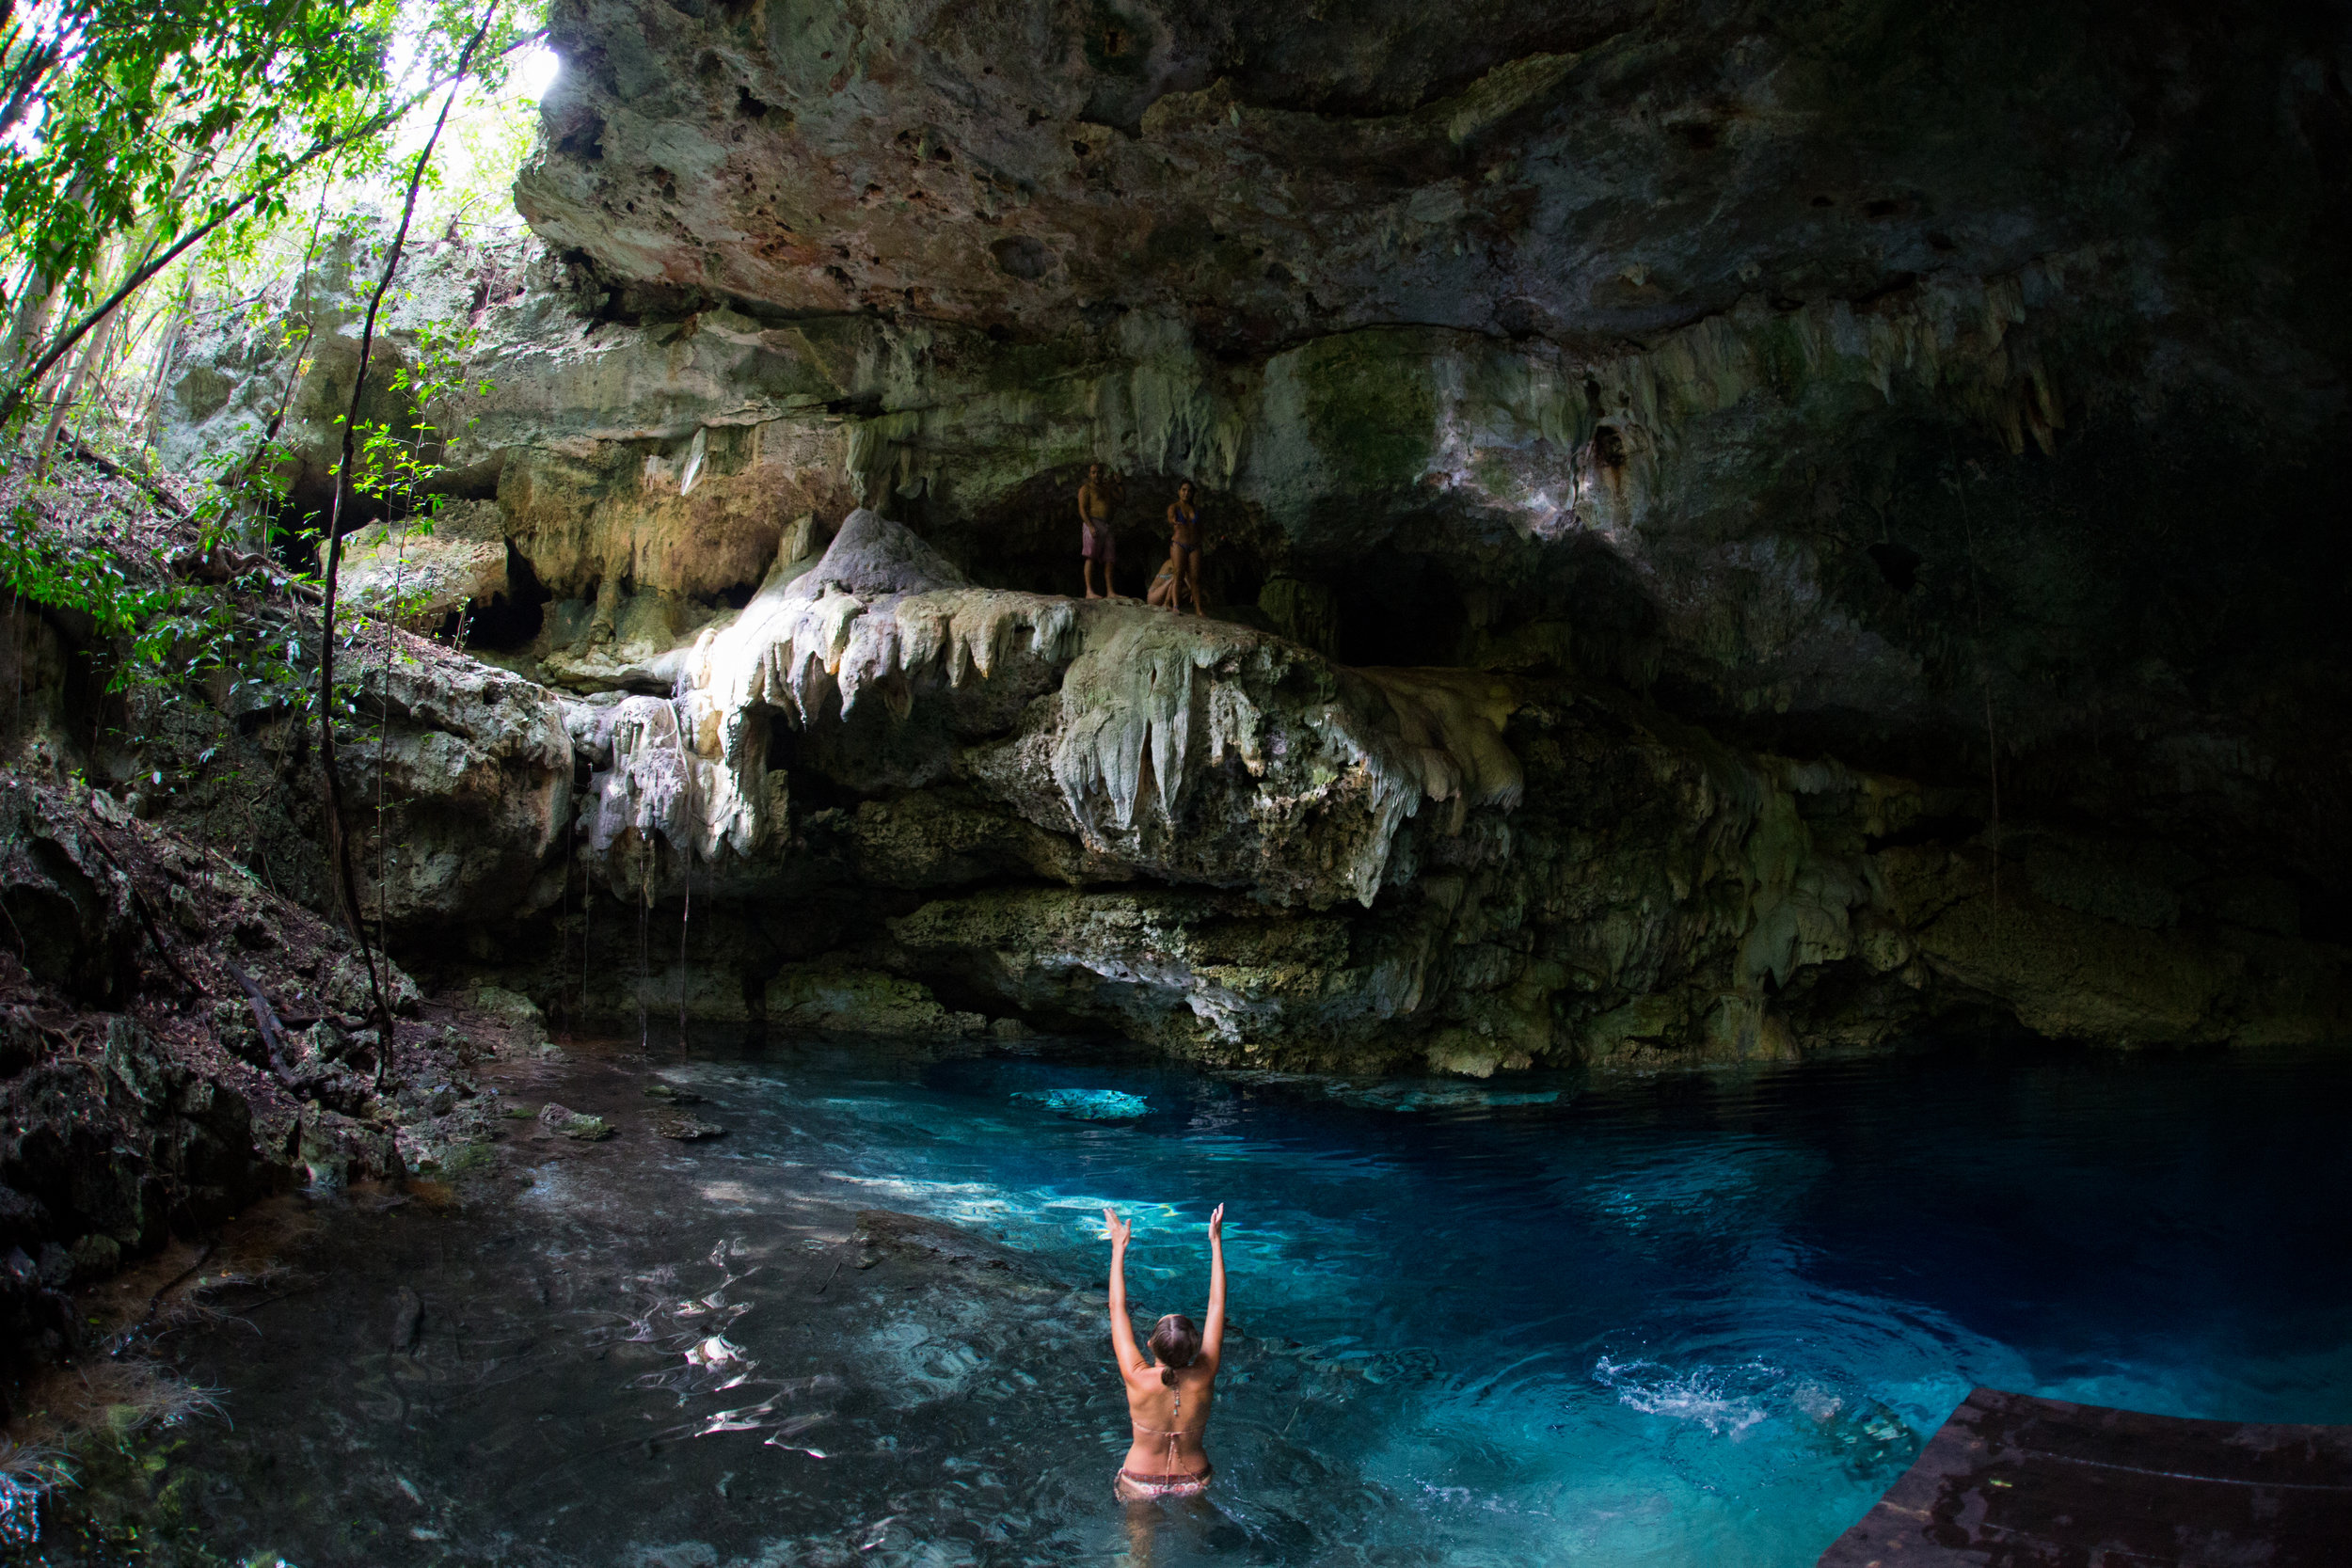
[134,0,2352,1069]
[0,767,529,1407]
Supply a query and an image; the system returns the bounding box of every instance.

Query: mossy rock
[1287,331,1439,493]
[765,962,984,1038]
[536,1103,612,1141]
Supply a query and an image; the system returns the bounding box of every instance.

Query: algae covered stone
[652,1113,725,1140]
[537,1103,612,1141]
[765,962,984,1039]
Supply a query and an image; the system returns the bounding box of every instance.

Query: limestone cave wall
[142,0,2352,1069]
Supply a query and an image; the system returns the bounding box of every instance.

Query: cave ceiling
[519,0,2334,354]
[118,0,2352,1069]
[501,0,2352,871]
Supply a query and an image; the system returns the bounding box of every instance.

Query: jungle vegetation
[0,0,550,1022]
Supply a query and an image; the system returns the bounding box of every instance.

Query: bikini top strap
[1134,1379,1184,1465]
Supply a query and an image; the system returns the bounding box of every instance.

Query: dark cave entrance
[925,466,1273,611]
[1867,540,1922,594]
[458,545,552,650]
[1329,550,1470,667]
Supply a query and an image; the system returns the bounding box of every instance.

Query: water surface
[142,1036,2352,1566]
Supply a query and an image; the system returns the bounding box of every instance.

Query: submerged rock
[852,1211,1057,1283]
[537,1103,613,1141]
[651,1113,724,1141]
[1012,1088,1150,1121]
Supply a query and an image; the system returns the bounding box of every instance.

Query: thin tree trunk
[37,292,123,458]
[2,169,91,386]
[316,4,500,1066]
[36,156,199,457]
[0,31,72,144]
[0,274,57,376]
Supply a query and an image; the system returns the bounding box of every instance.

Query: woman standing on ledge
[1104,1202,1226,1500]
[1165,480,1205,613]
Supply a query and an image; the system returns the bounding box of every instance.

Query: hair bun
[1147,1312,1202,1377]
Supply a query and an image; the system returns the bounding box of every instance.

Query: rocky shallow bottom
[11,1030,2352,1567]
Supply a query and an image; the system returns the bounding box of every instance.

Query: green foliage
[0,483,311,718]
[0,0,543,447]
[342,314,487,625]
[352,316,478,514]
[6,0,384,310]
[0,1,533,315]
[0,494,167,644]
[0,432,355,758]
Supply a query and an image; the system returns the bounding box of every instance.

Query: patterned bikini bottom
[1115,1463,1213,1500]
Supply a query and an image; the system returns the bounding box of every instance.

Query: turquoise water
[682,1038,2352,1565]
[143,1037,2352,1566]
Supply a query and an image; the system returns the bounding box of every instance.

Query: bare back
[1115,1356,1218,1475]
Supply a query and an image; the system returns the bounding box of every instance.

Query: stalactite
[575,509,1524,908]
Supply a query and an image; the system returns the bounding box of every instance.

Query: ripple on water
[1010,1087,1152,1120]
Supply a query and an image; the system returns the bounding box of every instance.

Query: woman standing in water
[1104,1202,1226,1500]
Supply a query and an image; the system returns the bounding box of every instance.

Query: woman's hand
[1104,1207,1133,1247]
[1208,1202,1225,1243]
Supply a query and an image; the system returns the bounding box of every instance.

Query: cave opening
[945,465,1272,614]
[763,721,877,810]
[1591,424,1629,475]
[459,546,551,650]
[1867,539,1922,594]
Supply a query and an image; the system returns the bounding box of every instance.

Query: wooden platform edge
[1817,1386,2352,1567]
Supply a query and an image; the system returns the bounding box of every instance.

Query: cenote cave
[2,0,2350,1563]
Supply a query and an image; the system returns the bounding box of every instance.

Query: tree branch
[316,1,501,1066]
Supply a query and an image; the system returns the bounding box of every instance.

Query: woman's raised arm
[1104,1207,1144,1377]
[1200,1202,1227,1370]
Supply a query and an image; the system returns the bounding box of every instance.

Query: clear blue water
[146,1037,2352,1566]
[680,1038,2352,1565]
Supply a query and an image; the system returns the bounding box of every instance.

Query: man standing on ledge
[1079,462,1122,599]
